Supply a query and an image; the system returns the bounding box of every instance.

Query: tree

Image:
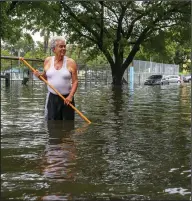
[1,1,24,42]
[57,1,190,85]
[1,50,11,71]
[2,33,35,56]
[1,1,61,53]
[1,1,190,85]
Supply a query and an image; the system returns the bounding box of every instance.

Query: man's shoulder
[66,57,76,63]
[66,57,77,67]
[44,56,52,62]
[66,57,77,71]
[44,56,52,71]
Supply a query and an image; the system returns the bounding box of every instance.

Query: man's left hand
[64,95,73,105]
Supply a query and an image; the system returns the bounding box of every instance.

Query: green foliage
[135,27,190,72]
[2,33,35,56]
[57,1,190,73]
[1,1,190,84]
[24,41,49,60]
[86,55,109,69]
[1,50,11,71]
[66,44,108,69]
[1,1,23,42]
[1,49,10,56]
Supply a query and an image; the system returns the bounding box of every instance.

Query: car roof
[148,74,162,77]
[164,75,179,77]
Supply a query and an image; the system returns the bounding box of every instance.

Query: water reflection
[111,85,124,111]
[41,121,76,200]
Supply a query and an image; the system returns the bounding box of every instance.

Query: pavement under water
[1,81,191,200]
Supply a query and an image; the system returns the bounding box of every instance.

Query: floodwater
[1,80,191,200]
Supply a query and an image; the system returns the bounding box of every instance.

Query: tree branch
[60,1,100,40]
[6,1,20,15]
[103,2,119,20]
[113,5,127,62]
[68,22,97,44]
[99,1,104,50]
[124,13,146,40]
[121,2,185,71]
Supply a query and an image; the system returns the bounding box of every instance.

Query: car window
[148,75,162,79]
[169,75,179,79]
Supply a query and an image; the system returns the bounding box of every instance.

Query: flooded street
[1,81,191,200]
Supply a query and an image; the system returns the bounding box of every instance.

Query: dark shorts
[46,92,75,120]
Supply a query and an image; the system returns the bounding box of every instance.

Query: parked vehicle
[144,75,169,85]
[183,75,191,83]
[163,75,181,83]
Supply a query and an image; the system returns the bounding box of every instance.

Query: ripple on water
[1,83,191,200]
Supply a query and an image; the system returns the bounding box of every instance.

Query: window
[148,75,162,79]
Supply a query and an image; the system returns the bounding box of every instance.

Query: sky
[31,32,43,42]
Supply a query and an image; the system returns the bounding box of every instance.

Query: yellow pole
[19,57,91,124]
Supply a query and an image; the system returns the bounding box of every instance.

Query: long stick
[19,57,91,124]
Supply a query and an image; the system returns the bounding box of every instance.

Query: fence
[1,56,179,85]
[1,56,44,85]
[124,60,179,84]
[77,60,179,85]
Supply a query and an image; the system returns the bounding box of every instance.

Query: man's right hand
[33,70,41,78]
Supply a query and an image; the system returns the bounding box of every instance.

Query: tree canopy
[1,1,190,85]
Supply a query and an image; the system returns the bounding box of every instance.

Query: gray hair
[50,36,66,51]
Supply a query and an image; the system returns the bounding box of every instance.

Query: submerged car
[163,75,181,83]
[183,75,191,83]
[144,75,169,85]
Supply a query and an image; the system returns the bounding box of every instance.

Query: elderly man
[34,36,78,120]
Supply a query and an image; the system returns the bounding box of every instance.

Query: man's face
[53,40,66,56]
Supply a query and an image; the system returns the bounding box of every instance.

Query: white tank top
[46,56,72,95]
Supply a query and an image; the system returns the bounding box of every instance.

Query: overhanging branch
[60,1,100,41]
[68,23,97,44]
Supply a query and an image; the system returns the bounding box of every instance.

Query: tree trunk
[44,30,50,53]
[111,66,127,85]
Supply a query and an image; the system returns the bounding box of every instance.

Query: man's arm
[33,57,50,80]
[66,58,78,104]
[38,70,47,80]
